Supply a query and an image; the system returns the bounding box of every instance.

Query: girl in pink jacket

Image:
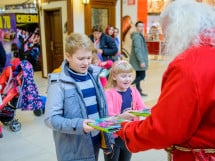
[104,60,147,161]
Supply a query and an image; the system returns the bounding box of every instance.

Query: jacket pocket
[55,133,94,160]
[64,90,82,118]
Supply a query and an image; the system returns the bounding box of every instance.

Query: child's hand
[97,49,103,54]
[83,119,95,133]
[118,110,136,120]
[103,144,114,155]
[100,61,107,67]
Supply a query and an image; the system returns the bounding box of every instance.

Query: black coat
[89,33,118,61]
[0,41,6,71]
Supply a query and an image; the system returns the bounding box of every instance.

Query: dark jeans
[0,66,3,73]
[132,70,146,93]
[94,141,100,161]
[104,137,132,161]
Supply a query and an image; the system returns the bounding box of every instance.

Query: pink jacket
[105,87,147,116]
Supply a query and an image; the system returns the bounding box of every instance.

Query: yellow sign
[16,14,38,23]
[0,15,11,29]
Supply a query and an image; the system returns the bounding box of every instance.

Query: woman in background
[121,15,135,60]
[105,25,114,38]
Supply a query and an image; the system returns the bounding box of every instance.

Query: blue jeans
[104,137,132,161]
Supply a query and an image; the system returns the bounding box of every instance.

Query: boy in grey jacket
[45,33,113,161]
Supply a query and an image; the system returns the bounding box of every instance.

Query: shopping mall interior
[0,0,215,161]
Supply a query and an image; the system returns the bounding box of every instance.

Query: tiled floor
[0,56,169,161]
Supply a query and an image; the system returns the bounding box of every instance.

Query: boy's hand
[83,119,95,133]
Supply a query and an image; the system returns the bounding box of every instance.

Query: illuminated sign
[16,14,38,23]
[0,15,11,29]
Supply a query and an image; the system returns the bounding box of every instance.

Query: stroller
[0,58,43,132]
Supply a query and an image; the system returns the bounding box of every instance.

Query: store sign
[0,15,13,29]
[0,13,41,71]
[16,14,38,23]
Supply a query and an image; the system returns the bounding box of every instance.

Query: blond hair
[91,49,100,65]
[106,60,134,89]
[65,33,94,56]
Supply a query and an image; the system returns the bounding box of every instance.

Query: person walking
[130,21,149,96]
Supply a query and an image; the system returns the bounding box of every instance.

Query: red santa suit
[117,30,215,161]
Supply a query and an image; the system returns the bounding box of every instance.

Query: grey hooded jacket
[130,32,149,71]
[44,60,113,161]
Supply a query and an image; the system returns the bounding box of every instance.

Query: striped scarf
[68,68,100,140]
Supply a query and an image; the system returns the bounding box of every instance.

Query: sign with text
[16,14,38,24]
[0,13,41,71]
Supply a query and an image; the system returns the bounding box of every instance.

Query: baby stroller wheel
[2,121,9,126]
[9,119,21,132]
[33,109,43,116]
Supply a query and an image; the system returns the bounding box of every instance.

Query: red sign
[127,0,135,5]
